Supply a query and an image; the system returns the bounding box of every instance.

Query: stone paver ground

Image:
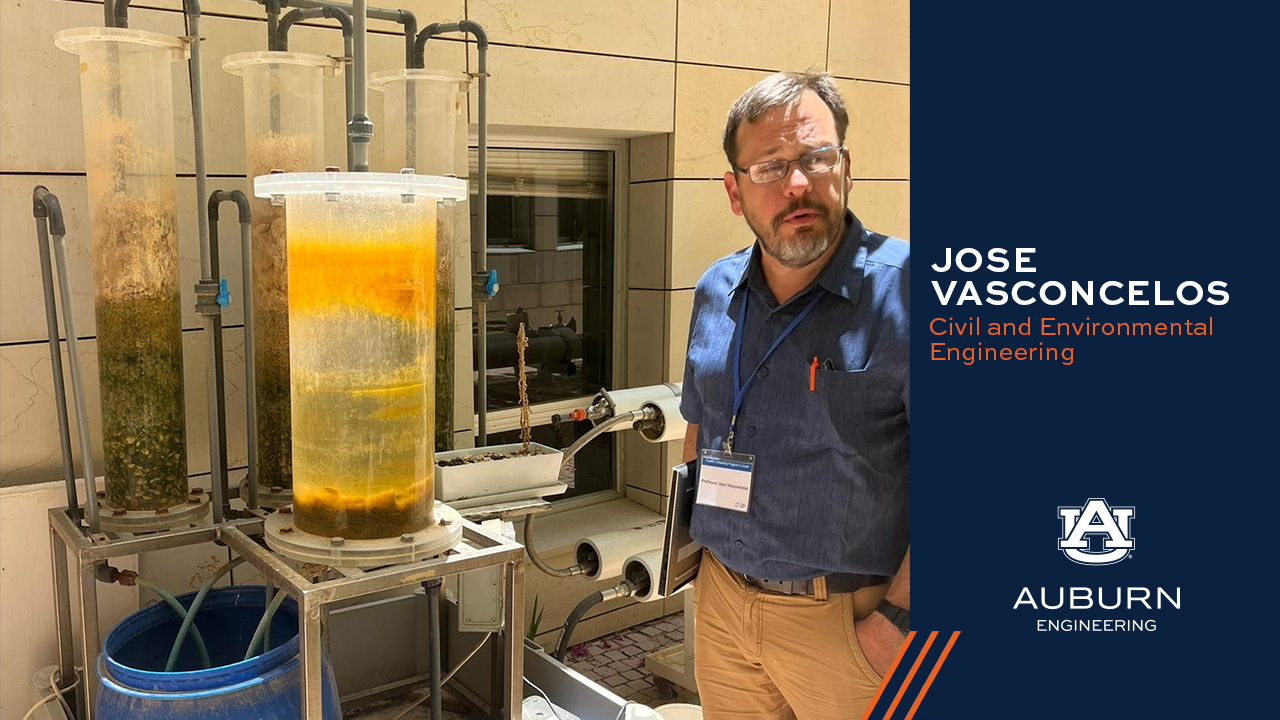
[564,610,699,709]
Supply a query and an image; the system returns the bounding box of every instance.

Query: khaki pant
[693,552,887,720]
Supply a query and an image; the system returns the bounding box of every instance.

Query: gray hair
[722,71,849,168]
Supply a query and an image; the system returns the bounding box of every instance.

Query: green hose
[242,588,289,661]
[263,583,275,653]
[135,577,212,670]
[164,556,246,672]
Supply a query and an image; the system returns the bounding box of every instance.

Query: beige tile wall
[0,0,907,652]
[677,0,829,72]
[470,0,677,60]
[829,0,911,84]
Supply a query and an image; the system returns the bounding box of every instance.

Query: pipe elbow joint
[32,187,67,236]
[323,6,353,36]
[230,190,252,224]
[458,20,489,48]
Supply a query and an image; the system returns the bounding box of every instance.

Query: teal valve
[217,278,230,308]
[485,269,499,298]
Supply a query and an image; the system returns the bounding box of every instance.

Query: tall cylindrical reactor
[224,52,340,492]
[255,172,466,540]
[55,28,190,511]
[370,69,471,453]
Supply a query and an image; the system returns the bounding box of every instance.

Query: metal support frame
[48,508,524,720]
[47,508,260,719]
[220,520,524,719]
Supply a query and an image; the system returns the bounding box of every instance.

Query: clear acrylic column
[224,52,340,494]
[55,28,190,511]
[255,172,466,540]
[370,69,471,452]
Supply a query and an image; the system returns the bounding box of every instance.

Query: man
[679,71,910,720]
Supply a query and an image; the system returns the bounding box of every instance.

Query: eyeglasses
[732,145,846,184]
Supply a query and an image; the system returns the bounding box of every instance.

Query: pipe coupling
[347,115,374,144]
[600,580,636,602]
[194,278,228,316]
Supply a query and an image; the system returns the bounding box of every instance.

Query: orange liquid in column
[287,215,437,540]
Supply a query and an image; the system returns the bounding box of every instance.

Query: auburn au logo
[1057,498,1135,565]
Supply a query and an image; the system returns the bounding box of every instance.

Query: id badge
[697,449,755,513]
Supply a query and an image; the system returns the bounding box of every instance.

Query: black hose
[554,591,604,662]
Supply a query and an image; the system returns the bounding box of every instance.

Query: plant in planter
[434,324,568,507]
[527,594,545,640]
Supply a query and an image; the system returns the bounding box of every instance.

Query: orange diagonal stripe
[881,631,938,720]
[860,630,917,720]
[903,631,961,720]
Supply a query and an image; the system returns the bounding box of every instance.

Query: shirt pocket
[801,367,877,451]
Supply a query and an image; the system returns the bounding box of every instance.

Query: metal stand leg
[299,600,324,720]
[503,559,524,720]
[50,528,78,718]
[490,629,502,720]
[77,560,100,720]
[425,579,443,720]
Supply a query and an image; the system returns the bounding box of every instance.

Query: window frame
[466,133,631,513]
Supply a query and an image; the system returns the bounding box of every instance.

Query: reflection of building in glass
[470,148,614,410]
[469,147,617,501]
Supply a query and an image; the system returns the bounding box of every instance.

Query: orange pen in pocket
[809,356,818,392]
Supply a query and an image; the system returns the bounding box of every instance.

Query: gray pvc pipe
[210,190,257,511]
[51,230,100,533]
[343,31,355,170]
[113,0,135,29]
[415,21,489,444]
[238,215,259,510]
[426,579,443,720]
[273,5,357,172]
[474,31,491,445]
[351,0,371,171]
[33,189,81,524]
[272,0,409,26]
[186,2,228,522]
[186,4,212,303]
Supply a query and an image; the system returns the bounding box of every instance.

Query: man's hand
[855,610,906,679]
[857,547,910,678]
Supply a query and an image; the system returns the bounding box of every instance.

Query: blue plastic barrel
[95,585,342,719]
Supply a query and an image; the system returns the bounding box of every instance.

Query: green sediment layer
[435,302,454,452]
[434,219,455,452]
[97,291,188,510]
[255,356,293,489]
[252,199,294,489]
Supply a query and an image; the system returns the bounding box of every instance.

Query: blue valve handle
[216,278,231,308]
[485,269,499,298]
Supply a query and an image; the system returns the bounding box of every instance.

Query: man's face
[724,90,852,269]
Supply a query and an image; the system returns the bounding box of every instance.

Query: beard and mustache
[742,183,849,270]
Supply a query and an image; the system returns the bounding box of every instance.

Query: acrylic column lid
[368,68,472,92]
[54,27,189,60]
[222,50,343,77]
[254,171,468,200]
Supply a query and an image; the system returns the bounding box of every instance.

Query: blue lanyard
[726,289,824,452]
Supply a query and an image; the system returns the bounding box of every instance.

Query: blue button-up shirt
[680,212,910,580]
